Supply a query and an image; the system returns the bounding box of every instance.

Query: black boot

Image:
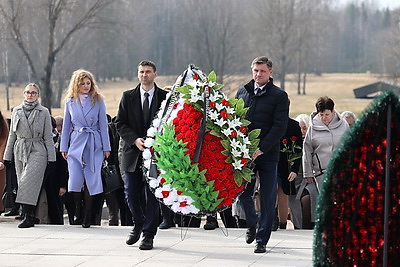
[82,188,93,228]
[72,192,83,225]
[18,204,35,228]
[82,210,91,228]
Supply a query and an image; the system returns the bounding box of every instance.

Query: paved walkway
[0,218,313,267]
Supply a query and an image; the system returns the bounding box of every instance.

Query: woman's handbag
[101,161,123,194]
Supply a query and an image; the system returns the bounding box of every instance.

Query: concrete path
[0,220,313,267]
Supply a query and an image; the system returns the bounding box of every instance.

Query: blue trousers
[124,165,159,238]
[240,161,278,245]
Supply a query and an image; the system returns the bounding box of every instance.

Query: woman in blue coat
[60,69,111,228]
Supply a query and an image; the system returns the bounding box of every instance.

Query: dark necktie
[143,92,150,125]
[255,87,261,96]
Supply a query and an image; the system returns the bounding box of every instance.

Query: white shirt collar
[254,84,266,94]
[140,86,155,97]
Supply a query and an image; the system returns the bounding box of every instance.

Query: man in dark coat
[235,56,288,253]
[115,60,167,250]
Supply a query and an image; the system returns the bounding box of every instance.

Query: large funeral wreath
[142,66,260,216]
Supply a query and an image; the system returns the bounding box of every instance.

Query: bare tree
[0,0,115,112]
[180,0,242,84]
[248,0,330,91]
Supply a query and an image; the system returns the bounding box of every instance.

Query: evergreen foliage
[313,90,400,266]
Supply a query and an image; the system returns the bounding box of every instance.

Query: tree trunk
[41,60,55,113]
[302,72,307,95]
[2,50,11,110]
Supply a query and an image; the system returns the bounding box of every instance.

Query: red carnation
[161,191,170,198]
[229,130,237,138]
[179,201,188,207]
[239,126,247,133]
[220,111,229,119]
[192,74,199,80]
[291,136,297,142]
[240,158,248,167]
[282,139,288,145]
[160,178,166,184]
[209,102,216,109]
[177,190,183,195]
[222,99,229,107]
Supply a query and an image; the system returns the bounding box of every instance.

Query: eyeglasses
[24,91,38,96]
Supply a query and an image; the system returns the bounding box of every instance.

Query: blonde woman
[4,83,56,228]
[60,69,111,228]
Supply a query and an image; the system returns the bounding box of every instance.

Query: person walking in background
[60,69,111,228]
[341,111,357,126]
[115,60,167,250]
[276,100,303,230]
[3,83,56,228]
[302,97,349,227]
[288,113,312,229]
[0,110,9,214]
[42,116,68,225]
[235,56,288,253]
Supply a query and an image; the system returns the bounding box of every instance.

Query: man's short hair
[315,96,335,113]
[138,60,157,72]
[251,56,273,69]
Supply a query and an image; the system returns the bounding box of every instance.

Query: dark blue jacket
[236,78,288,162]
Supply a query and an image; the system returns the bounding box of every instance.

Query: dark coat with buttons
[236,78,288,162]
[115,84,167,172]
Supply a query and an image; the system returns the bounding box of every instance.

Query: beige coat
[4,103,56,206]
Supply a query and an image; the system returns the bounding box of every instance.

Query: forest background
[0,0,399,118]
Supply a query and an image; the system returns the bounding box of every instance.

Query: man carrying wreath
[235,56,288,253]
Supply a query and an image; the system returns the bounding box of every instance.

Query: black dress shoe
[203,219,218,230]
[126,226,142,245]
[254,242,266,253]
[18,216,35,228]
[159,219,174,229]
[139,237,153,250]
[3,209,20,217]
[246,226,256,244]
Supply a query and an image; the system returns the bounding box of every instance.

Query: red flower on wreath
[173,102,245,208]
[220,111,229,119]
